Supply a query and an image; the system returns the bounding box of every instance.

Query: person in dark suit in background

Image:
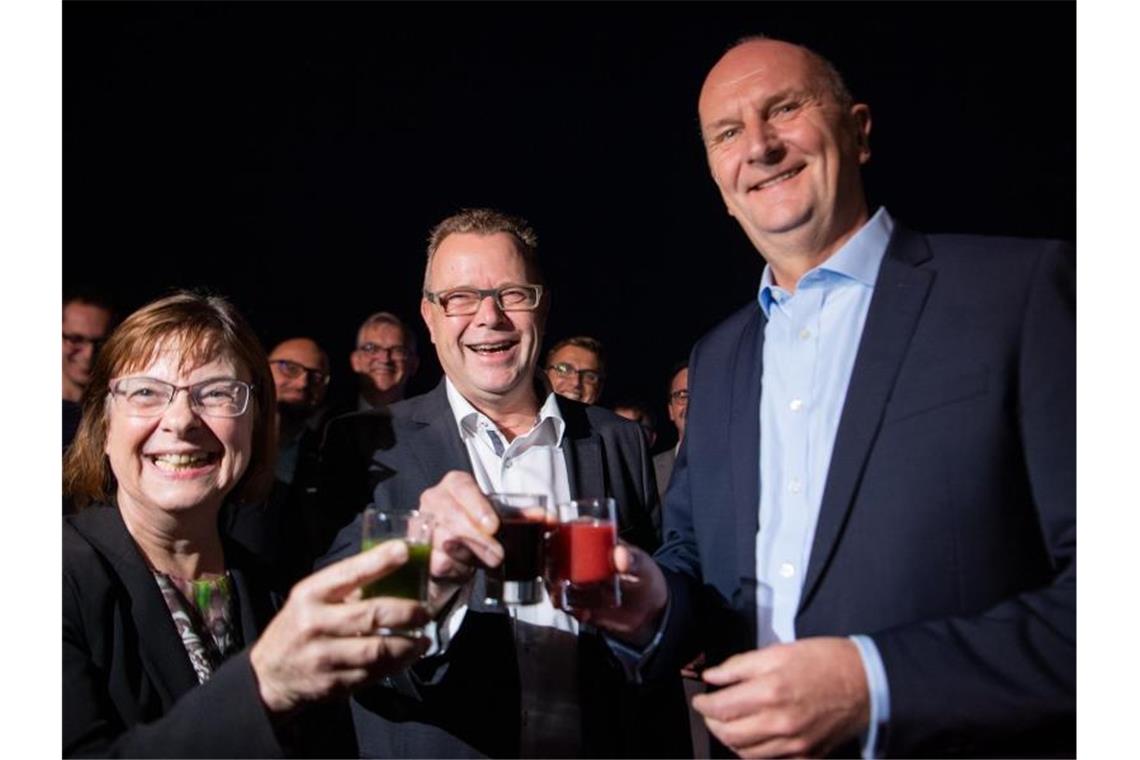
[319,208,685,757]
[652,360,689,500]
[223,336,334,585]
[590,37,1074,757]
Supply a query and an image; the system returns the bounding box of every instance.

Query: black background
[64,1,1075,446]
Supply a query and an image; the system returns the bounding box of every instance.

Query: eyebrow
[701,88,814,134]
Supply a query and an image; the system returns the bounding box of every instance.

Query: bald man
[224,337,333,585]
[591,37,1074,757]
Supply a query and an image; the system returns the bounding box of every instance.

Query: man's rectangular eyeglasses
[270,359,331,385]
[548,362,604,385]
[423,284,544,317]
[108,377,255,418]
[355,343,412,360]
[669,389,690,403]
[63,333,107,350]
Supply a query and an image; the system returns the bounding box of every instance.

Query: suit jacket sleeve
[869,242,1075,754]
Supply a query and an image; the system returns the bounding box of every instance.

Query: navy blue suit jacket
[652,227,1075,756]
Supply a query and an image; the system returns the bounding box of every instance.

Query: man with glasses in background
[653,361,689,500]
[350,312,420,411]
[544,335,606,405]
[317,208,681,758]
[62,290,115,450]
[225,337,332,584]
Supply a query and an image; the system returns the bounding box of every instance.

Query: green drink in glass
[360,508,433,636]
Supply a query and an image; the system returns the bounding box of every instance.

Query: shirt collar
[444,376,566,447]
[758,206,894,317]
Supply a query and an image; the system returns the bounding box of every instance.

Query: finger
[294,540,411,603]
[320,597,431,637]
[701,648,773,686]
[320,631,431,672]
[440,471,499,534]
[701,714,789,759]
[435,522,503,570]
[613,542,638,574]
[692,678,775,723]
[421,472,499,538]
[705,712,810,760]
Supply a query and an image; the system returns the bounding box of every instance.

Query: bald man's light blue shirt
[757,206,892,757]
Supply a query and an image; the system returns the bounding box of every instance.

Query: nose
[746,118,785,165]
[472,292,510,327]
[160,388,203,433]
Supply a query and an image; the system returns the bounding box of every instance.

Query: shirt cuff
[422,582,471,658]
[849,634,891,759]
[602,596,671,684]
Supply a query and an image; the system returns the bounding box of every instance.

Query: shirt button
[503,459,513,469]
[779,562,796,578]
[788,478,802,494]
[789,398,804,412]
[799,328,812,340]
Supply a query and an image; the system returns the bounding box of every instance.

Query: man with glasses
[350,312,420,411]
[318,208,680,758]
[544,335,606,405]
[653,361,689,500]
[63,291,115,450]
[226,337,332,584]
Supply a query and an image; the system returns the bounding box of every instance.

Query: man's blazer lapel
[560,399,605,501]
[730,308,766,589]
[799,227,935,612]
[406,382,475,482]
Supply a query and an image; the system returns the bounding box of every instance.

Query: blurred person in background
[544,335,606,405]
[63,290,115,449]
[349,312,420,411]
[653,361,688,499]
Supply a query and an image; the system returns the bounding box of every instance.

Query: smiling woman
[62,292,431,757]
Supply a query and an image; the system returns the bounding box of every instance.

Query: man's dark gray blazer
[317,381,684,758]
[651,226,1075,757]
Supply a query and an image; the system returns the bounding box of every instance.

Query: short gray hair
[355,311,417,354]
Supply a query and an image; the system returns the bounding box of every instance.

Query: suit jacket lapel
[559,399,605,501]
[799,227,934,612]
[731,308,766,591]
[80,507,200,703]
[407,381,475,481]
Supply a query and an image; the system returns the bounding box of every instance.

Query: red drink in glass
[551,498,621,609]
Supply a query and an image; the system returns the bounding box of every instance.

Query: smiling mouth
[148,452,220,471]
[749,165,805,192]
[466,340,517,356]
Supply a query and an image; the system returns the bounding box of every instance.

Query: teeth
[755,167,802,190]
[152,453,213,470]
[469,342,513,354]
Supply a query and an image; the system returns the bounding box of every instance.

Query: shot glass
[549,497,621,610]
[360,507,433,636]
[484,493,551,607]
